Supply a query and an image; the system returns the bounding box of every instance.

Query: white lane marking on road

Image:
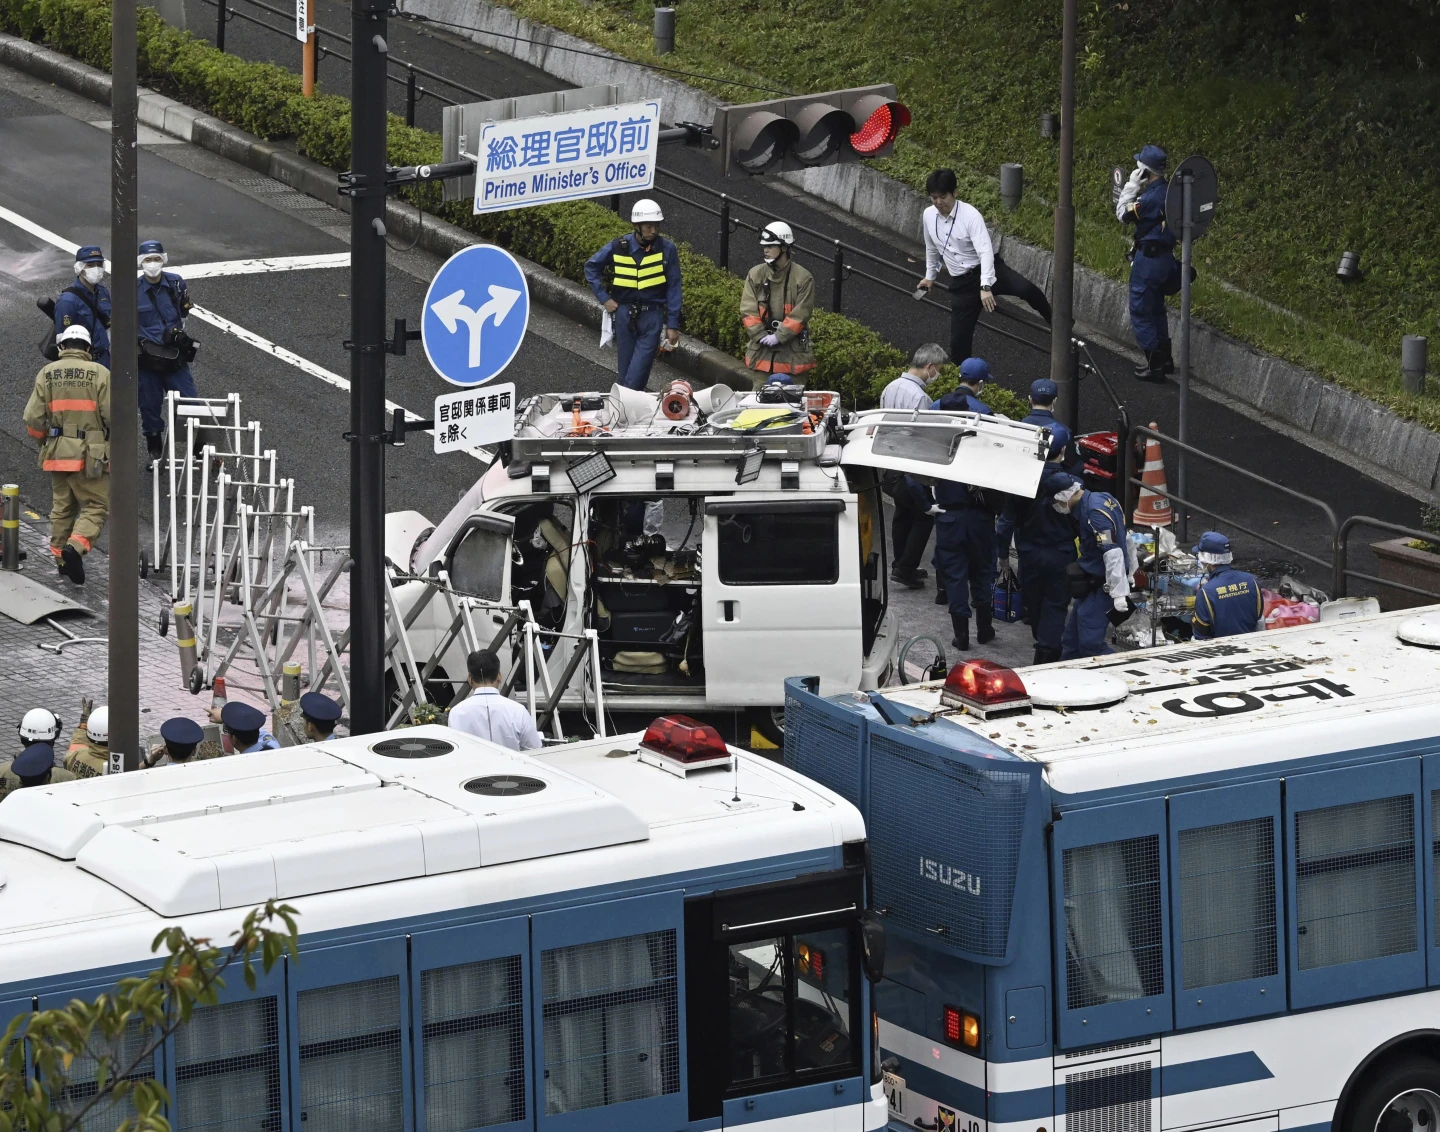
[179,253,351,278]
[0,207,492,467]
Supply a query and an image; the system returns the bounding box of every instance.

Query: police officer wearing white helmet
[740,221,816,381]
[583,199,683,390]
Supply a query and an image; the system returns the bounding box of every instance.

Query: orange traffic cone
[1132,423,1173,528]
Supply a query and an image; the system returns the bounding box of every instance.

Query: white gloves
[1103,545,1131,601]
[1115,165,1145,221]
[759,332,780,347]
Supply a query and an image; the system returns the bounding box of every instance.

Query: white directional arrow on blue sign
[421,244,530,387]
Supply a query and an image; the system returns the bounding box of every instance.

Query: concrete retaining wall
[400,0,1440,499]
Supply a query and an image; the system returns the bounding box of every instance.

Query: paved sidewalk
[2,495,350,751]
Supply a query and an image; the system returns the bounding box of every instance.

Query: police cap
[958,357,991,385]
[12,743,55,778]
[1030,378,1058,402]
[1134,144,1168,175]
[75,245,105,264]
[160,717,205,747]
[300,692,342,725]
[221,701,266,732]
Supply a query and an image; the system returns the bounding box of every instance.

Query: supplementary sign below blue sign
[473,100,661,214]
[433,382,516,454]
[421,244,529,387]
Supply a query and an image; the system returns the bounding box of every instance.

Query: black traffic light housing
[712,84,910,176]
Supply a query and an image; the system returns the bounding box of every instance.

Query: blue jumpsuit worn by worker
[54,246,112,371]
[932,479,999,652]
[931,356,994,415]
[1190,531,1263,639]
[1119,145,1181,380]
[137,257,198,449]
[930,358,995,626]
[584,232,682,391]
[1061,488,1133,659]
[998,468,1079,664]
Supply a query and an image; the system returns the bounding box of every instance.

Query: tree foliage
[0,902,300,1132]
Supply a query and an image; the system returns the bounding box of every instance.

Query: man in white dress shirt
[916,168,1051,366]
[446,650,543,751]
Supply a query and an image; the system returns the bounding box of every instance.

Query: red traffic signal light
[712,85,910,175]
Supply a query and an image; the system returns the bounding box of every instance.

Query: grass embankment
[477,0,1440,429]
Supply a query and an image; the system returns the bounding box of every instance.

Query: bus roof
[878,608,1440,798]
[0,725,862,984]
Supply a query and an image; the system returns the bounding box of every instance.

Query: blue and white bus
[782,608,1440,1132]
[0,718,887,1132]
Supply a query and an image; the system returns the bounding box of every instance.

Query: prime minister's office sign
[471,100,661,214]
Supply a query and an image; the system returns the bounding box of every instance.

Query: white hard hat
[760,221,795,247]
[87,705,109,744]
[18,708,60,743]
[630,198,664,224]
[56,324,92,348]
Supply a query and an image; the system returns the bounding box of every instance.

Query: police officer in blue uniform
[931,356,994,413]
[136,239,199,461]
[299,691,343,741]
[584,199,682,391]
[1191,531,1263,639]
[54,245,111,370]
[1054,481,1136,658]
[998,459,1080,665]
[143,717,206,766]
[1115,145,1181,382]
[221,701,280,753]
[1021,378,1072,458]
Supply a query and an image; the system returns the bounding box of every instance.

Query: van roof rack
[509,388,842,463]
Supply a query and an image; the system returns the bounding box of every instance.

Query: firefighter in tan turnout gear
[740,221,816,382]
[23,323,110,585]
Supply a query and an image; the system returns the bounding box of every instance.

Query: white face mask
[81,266,105,285]
[141,258,164,279]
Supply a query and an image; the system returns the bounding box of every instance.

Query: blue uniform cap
[160,717,205,747]
[300,692,342,724]
[958,357,991,384]
[75,245,105,264]
[13,743,54,778]
[1134,145,1168,175]
[138,239,165,256]
[221,701,266,732]
[1193,530,1232,557]
[1030,378,1058,402]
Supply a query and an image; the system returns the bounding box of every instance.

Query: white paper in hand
[600,310,614,348]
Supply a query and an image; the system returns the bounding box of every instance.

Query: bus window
[540,931,680,1114]
[792,928,853,1073]
[1063,836,1165,1010]
[728,938,788,1082]
[174,997,283,1132]
[420,957,525,1130]
[61,1016,155,1132]
[297,977,406,1132]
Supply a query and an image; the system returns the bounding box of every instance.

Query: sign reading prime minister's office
[473,100,660,214]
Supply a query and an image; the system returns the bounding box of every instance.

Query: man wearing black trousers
[916,169,1052,364]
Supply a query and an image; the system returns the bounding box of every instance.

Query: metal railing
[1125,423,1342,595]
[1337,516,1440,605]
[202,0,493,124]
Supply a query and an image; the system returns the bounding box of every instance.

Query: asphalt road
[0,64,693,556]
[172,0,1424,595]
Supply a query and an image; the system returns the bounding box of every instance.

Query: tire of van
[747,706,785,754]
[1343,1055,1440,1132]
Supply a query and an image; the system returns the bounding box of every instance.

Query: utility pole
[1049,0,1078,433]
[347,0,389,734]
[110,0,140,770]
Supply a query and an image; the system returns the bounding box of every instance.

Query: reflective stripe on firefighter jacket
[740,259,816,375]
[24,348,111,473]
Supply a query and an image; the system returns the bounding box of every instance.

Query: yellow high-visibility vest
[612,250,666,290]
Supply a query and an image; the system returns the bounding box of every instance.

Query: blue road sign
[421,244,530,386]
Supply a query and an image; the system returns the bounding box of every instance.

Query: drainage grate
[370,737,455,758]
[464,775,547,797]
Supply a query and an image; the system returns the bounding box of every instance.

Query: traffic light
[711,84,911,175]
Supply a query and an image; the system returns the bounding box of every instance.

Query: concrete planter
[1371,537,1440,610]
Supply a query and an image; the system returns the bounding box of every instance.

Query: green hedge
[0,0,942,409]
